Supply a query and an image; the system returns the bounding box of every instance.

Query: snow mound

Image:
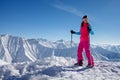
[0,60,8,66]
[0,56,120,80]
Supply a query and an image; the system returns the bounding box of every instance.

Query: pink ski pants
[77,40,94,66]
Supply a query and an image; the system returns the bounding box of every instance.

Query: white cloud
[51,1,97,25]
[52,1,84,17]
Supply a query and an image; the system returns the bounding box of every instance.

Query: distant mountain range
[0,34,120,63]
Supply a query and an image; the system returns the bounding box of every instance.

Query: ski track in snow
[0,56,120,80]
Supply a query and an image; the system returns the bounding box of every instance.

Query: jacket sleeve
[89,25,94,35]
[75,32,80,35]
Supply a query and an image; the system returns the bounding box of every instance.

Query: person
[71,15,94,68]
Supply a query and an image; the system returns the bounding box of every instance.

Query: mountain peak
[56,39,64,42]
[0,34,9,37]
[0,34,120,63]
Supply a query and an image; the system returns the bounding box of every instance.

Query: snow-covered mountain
[0,34,120,63]
[0,34,120,80]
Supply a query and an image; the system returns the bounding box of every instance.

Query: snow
[0,34,120,80]
[0,56,119,80]
[0,35,12,63]
[23,40,37,61]
[0,60,9,66]
[0,34,120,63]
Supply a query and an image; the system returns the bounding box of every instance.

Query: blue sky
[0,0,120,44]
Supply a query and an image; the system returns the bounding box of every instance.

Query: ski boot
[86,64,94,68]
[74,60,83,66]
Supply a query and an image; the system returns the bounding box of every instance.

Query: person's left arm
[89,25,94,35]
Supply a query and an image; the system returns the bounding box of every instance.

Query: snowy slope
[0,60,8,66]
[0,56,119,80]
[0,34,120,63]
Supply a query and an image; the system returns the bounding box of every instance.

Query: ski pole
[71,33,72,48]
[70,32,73,54]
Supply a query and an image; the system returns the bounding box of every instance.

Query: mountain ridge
[0,34,120,63]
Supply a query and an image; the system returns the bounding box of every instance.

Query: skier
[71,15,94,68]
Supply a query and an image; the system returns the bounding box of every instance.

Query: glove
[90,30,94,35]
[70,30,76,34]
